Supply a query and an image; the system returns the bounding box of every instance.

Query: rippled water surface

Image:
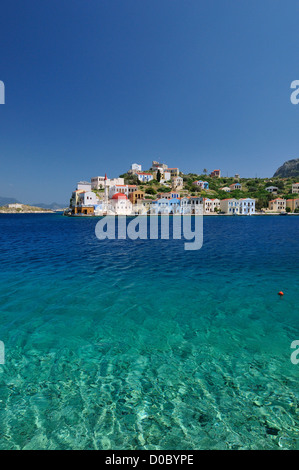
[0,213,298,449]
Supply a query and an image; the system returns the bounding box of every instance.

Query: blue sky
[0,0,299,203]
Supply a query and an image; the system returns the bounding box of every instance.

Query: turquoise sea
[0,213,298,450]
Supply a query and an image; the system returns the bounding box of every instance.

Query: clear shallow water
[0,213,298,450]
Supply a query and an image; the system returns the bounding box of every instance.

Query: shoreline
[0,210,54,214]
[64,212,299,217]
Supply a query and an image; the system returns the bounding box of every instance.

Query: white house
[292,183,299,194]
[238,198,255,215]
[77,181,92,191]
[109,193,133,215]
[220,198,255,214]
[229,183,242,191]
[153,168,171,181]
[172,176,184,190]
[211,199,221,212]
[180,197,191,214]
[193,180,209,190]
[7,203,23,209]
[190,197,203,214]
[220,186,231,192]
[109,184,137,198]
[137,172,154,183]
[78,191,98,206]
[91,176,124,189]
[265,186,278,194]
[163,171,171,181]
[131,163,142,173]
[203,198,220,213]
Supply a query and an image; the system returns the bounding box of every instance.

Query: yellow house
[167,168,180,178]
[129,190,145,205]
[286,199,299,212]
[268,198,286,212]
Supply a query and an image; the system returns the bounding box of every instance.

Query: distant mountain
[31,202,67,210]
[0,196,21,206]
[0,196,66,210]
[273,158,299,178]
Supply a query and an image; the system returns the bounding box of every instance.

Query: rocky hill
[0,204,53,213]
[273,159,299,178]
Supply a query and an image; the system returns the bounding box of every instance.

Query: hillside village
[66,161,299,216]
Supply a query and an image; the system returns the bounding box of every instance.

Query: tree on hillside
[157,169,161,183]
[145,187,157,195]
[119,173,139,185]
[203,168,207,175]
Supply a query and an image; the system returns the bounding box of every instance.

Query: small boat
[279,212,288,216]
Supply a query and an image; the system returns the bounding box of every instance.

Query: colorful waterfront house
[150,198,170,214]
[94,202,104,215]
[203,198,213,213]
[229,182,242,191]
[169,197,181,214]
[202,198,220,213]
[220,198,240,214]
[75,205,95,215]
[220,186,231,192]
[141,198,153,213]
[137,172,154,183]
[109,193,133,215]
[109,184,137,198]
[292,183,299,194]
[286,198,299,212]
[238,198,255,215]
[265,186,278,194]
[268,198,287,212]
[73,191,97,215]
[211,198,221,212]
[180,197,191,214]
[129,190,145,205]
[70,189,84,213]
[78,191,98,206]
[190,197,203,214]
[210,169,221,178]
[193,180,209,190]
[131,202,147,215]
[150,197,181,214]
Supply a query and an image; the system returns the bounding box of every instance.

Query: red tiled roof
[112,193,128,200]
